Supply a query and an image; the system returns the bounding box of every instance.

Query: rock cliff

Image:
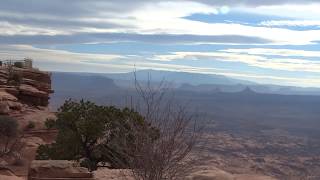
[0,66,53,114]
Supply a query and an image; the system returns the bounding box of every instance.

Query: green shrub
[44,118,56,130]
[36,99,157,171]
[14,62,24,68]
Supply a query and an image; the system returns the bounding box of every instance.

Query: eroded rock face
[0,67,53,114]
[28,160,94,180]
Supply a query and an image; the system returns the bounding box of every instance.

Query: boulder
[28,160,94,180]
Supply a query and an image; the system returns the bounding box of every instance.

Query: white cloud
[240,4,320,20]
[0,21,67,36]
[131,19,320,45]
[152,51,320,73]
[1,1,320,45]
[222,48,320,58]
[0,45,124,64]
[259,20,320,27]
[130,1,218,20]
[108,2,320,45]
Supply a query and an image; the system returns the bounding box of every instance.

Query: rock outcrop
[28,160,94,180]
[0,66,53,114]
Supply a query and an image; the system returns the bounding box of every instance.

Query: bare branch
[126,70,205,180]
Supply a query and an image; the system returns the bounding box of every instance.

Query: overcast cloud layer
[0,0,319,87]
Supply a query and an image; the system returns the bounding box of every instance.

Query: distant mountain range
[50,72,121,108]
[50,70,320,98]
[104,69,255,86]
[104,70,320,95]
[178,83,320,96]
[52,72,119,93]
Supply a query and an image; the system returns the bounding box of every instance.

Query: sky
[0,0,320,87]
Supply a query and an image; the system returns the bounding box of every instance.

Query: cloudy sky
[0,0,320,87]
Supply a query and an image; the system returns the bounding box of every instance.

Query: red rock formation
[0,67,53,114]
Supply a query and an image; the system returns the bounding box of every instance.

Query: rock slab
[28,160,95,180]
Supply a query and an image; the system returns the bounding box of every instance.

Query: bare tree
[125,72,204,180]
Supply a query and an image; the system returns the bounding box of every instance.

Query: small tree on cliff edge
[36,99,158,171]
